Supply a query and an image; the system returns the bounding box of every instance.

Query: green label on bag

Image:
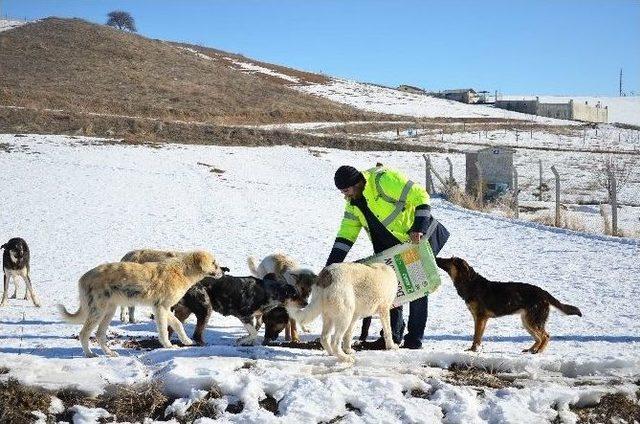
[361,239,441,307]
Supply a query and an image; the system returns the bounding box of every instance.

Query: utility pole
[619,69,623,97]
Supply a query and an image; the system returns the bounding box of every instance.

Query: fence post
[422,154,434,195]
[474,161,483,206]
[538,159,543,201]
[551,165,561,227]
[608,168,618,236]
[445,157,454,183]
[513,166,519,219]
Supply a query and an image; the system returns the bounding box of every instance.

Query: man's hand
[409,231,423,244]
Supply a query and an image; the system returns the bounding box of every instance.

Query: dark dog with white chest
[1,237,40,307]
[171,273,307,346]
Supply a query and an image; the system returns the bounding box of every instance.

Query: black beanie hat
[334,165,364,189]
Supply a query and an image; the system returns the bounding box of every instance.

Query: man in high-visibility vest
[326,165,449,349]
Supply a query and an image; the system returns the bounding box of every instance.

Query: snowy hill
[0,134,638,422]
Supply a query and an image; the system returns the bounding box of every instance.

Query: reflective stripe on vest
[374,171,415,226]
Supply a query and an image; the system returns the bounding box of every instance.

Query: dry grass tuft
[96,381,169,422]
[570,392,640,423]
[170,387,222,423]
[0,378,52,424]
[532,210,586,232]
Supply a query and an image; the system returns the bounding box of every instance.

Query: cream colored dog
[285,262,398,363]
[58,250,224,357]
[118,249,185,323]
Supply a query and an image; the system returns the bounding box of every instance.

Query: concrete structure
[495,97,608,123]
[398,85,426,95]
[466,146,515,199]
[435,89,478,104]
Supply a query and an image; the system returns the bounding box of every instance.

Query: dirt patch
[121,336,188,350]
[0,367,8,375]
[267,339,324,350]
[225,400,244,414]
[570,392,640,423]
[167,387,222,423]
[258,393,279,415]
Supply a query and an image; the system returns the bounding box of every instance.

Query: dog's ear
[192,251,213,271]
[0,243,6,250]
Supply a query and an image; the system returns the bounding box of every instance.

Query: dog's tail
[547,293,582,317]
[57,303,87,324]
[247,256,260,278]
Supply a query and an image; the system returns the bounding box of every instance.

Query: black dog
[1,237,40,307]
[436,256,582,353]
[171,273,307,345]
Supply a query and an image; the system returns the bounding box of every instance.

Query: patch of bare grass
[167,387,222,423]
[570,392,640,423]
[0,378,52,424]
[532,210,587,232]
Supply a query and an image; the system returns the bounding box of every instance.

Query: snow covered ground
[0,134,638,423]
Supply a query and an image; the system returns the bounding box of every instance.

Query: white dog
[58,250,224,357]
[285,262,398,363]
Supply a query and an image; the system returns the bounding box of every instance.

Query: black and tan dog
[1,237,40,307]
[171,273,307,346]
[436,257,582,354]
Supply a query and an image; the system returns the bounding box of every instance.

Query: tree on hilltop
[106,10,137,32]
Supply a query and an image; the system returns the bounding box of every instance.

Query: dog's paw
[236,336,256,346]
[181,339,195,346]
[301,325,310,333]
[107,351,120,357]
[466,346,479,352]
[0,301,7,307]
[387,343,399,350]
[85,352,99,358]
[343,347,354,355]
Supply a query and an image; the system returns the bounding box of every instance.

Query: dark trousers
[360,295,429,344]
[390,295,429,344]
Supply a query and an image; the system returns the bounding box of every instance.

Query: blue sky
[4,0,639,96]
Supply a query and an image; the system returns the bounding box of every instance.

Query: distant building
[398,85,427,95]
[466,146,515,199]
[495,97,608,123]
[434,88,479,104]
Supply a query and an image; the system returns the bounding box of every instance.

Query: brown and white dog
[247,254,316,342]
[285,262,398,363]
[118,249,186,323]
[58,250,225,357]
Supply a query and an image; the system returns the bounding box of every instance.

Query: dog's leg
[154,306,176,348]
[285,320,292,341]
[523,305,550,354]
[289,319,301,343]
[10,274,18,299]
[0,273,9,306]
[521,312,542,353]
[320,316,334,355]
[23,272,40,307]
[379,307,399,350]
[79,309,102,358]
[469,315,488,352]
[128,306,135,323]
[237,321,259,346]
[119,306,127,322]
[190,308,211,346]
[166,312,195,346]
[171,304,192,341]
[331,318,354,363]
[359,316,372,342]
[96,305,118,357]
[342,316,359,355]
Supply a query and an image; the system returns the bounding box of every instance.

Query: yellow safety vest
[335,167,430,245]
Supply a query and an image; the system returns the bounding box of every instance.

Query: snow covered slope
[0,134,638,422]
[0,18,27,32]
[293,79,574,124]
